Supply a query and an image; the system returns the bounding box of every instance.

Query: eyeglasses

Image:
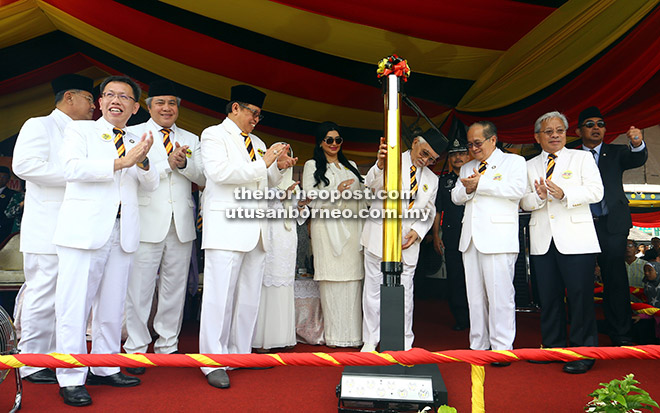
[238,103,264,121]
[541,128,566,137]
[582,120,605,129]
[466,138,491,149]
[72,91,94,104]
[102,92,137,102]
[323,136,343,145]
[419,149,439,165]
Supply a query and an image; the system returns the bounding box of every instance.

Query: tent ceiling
[1,0,660,164]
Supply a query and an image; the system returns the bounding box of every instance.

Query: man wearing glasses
[123,79,205,371]
[53,75,158,406]
[12,74,95,386]
[577,106,647,347]
[199,85,296,389]
[452,121,526,365]
[521,111,603,374]
[361,131,441,352]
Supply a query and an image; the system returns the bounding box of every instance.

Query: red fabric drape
[632,210,660,228]
[274,0,554,50]
[42,0,447,115]
[0,54,91,95]
[455,6,660,144]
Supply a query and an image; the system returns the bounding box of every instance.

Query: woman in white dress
[253,148,307,351]
[302,121,366,347]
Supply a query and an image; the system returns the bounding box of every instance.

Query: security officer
[432,138,470,330]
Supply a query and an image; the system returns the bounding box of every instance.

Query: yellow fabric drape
[0,67,105,142]
[0,0,55,49]
[0,77,378,162]
[33,0,420,131]
[457,0,660,112]
[161,0,502,80]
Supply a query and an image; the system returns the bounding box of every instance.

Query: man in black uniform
[432,138,470,330]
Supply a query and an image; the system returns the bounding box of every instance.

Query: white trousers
[462,241,517,351]
[55,220,133,387]
[17,253,58,378]
[362,250,415,350]
[124,219,192,354]
[199,245,265,376]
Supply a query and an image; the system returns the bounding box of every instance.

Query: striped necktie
[546,153,556,180]
[241,132,256,161]
[409,165,417,209]
[478,161,487,175]
[162,128,173,155]
[113,128,126,158]
[196,205,203,232]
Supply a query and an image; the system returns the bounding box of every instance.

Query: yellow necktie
[478,161,487,175]
[113,128,125,158]
[546,153,556,180]
[409,165,417,209]
[241,132,256,161]
[162,128,173,155]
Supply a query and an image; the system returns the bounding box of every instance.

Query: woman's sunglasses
[323,137,343,145]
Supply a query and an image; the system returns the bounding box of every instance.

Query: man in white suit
[200,85,296,389]
[361,131,440,352]
[521,111,603,374]
[12,74,95,384]
[451,121,526,364]
[123,80,205,371]
[53,75,158,406]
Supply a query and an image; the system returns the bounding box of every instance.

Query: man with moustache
[199,85,296,389]
[432,138,470,331]
[521,111,603,374]
[361,130,440,352]
[123,79,205,370]
[53,75,158,406]
[577,106,647,346]
[452,121,526,364]
[12,74,95,384]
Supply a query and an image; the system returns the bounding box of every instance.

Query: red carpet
[2,299,659,412]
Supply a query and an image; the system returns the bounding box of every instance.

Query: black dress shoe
[563,359,595,374]
[206,369,230,389]
[125,367,146,375]
[59,385,92,407]
[490,362,511,367]
[527,359,562,364]
[87,372,141,387]
[24,368,58,384]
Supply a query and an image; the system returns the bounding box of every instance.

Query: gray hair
[469,121,497,140]
[534,111,568,133]
[146,96,181,108]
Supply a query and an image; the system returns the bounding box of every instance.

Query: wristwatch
[137,157,150,169]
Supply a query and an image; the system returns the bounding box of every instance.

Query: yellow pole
[382,73,402,276]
